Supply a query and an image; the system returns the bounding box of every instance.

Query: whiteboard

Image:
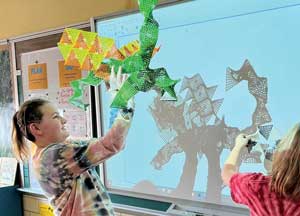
[21,47,92,191]
[97,0,300,207]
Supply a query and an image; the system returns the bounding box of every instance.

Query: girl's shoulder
[231,172,270,189]
[38,143,66,161]
[40,140,89,159]
[42,139,88,152]
[42,142,65,152]
[235,172,270,183]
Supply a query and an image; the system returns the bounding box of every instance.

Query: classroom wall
[0,0,133,40]
[0,0,172,40]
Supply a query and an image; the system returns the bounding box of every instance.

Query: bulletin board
[21,47,91,138]
[20,47,92,190]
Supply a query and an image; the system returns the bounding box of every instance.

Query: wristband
[120,107,134,120]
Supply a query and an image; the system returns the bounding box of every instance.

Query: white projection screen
[96,0,300,206]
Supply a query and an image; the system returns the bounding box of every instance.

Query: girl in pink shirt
[222,124,300,216]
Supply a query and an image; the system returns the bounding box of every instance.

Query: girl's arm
[41,110,133,178]
[221,134,250,185]
[82,110,133,165]
[43,67,134,178]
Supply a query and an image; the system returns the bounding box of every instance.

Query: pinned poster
[63,110,88,137]
[58,60,81,88]
[0,157,18,187]
[27,92,50,101]
[28,63,48,90]
[57,87,74,106]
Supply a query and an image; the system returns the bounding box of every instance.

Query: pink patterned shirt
[230,173,300,216]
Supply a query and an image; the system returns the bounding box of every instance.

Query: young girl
[222,124,300,216]
[12,67,133,216]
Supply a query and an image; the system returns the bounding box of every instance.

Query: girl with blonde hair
[222,123,300,216]
[12,67,133,216]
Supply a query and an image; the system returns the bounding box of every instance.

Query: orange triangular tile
[94,64,110,81]
[59,31,72,44]
[89,37,102,54]
[106,44,125,60]
[73,32,88,49]
[81,55,93,71]
[65,50,80,67]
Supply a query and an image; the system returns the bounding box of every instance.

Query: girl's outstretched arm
[222,134,250,185]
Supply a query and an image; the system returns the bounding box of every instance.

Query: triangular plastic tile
[99,37,114,55]
[89,37,102,54]
[81,55,93,71]
[258,124,273,140]
[105,43,124,59]
[57,43,72,60]
[73,48,88,67]
[189,74,204,90]
[90,53,104,71]
[212,98,223,115]
[65,50,80,67]
[94,64,110,81]
[81,31,97,48]
[207,85,217,99]
[179,76,189,92]
[203,114,213,124]
[160,90,177,101]
[119,40,140,57]
[225,68,239,91]
[59,31,72,44]
[184,89,193,101]
[73,32,88,49]
[66,28,80,44]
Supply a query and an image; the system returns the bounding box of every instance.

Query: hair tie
[16,112,26,136]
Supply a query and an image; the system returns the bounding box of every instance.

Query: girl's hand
[109,66,128,99]
[235,133,250,150]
